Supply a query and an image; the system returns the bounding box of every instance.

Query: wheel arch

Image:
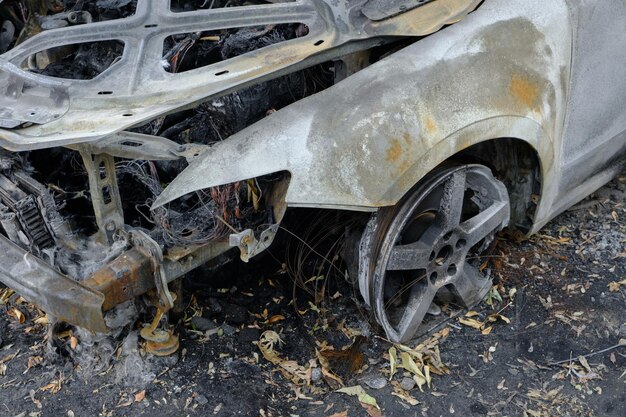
[384,116,552,234]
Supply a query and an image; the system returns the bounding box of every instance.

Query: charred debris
[0,1,339,272]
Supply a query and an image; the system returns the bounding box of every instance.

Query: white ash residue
[48,300,177,389]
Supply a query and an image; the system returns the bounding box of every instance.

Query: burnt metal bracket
[79,149,124,243]
[128,228,179,356]
[229,224,279,263]
[129,229,174,310]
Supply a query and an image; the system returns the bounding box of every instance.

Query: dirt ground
[0,173,625,417]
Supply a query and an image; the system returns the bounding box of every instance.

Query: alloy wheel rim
[371,165,510,343]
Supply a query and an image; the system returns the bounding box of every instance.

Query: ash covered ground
[0,173,624,417]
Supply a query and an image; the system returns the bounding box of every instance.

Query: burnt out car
[0,0,624,346]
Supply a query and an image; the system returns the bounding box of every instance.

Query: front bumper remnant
[0,229,232,333]
[0,232,108,332]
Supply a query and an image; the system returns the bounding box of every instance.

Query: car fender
[155,0,571,230]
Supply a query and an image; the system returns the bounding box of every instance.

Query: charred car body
[0,0,624,345]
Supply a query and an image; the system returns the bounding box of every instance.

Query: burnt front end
[0,0,480,334]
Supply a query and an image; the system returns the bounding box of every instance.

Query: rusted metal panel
[154,0,571,233]
[83,248,154,311]
[84,240,233,314]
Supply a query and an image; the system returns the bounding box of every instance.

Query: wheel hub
[427,231,466,287]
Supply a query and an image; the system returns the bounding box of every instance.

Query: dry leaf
[388,347,398,381]
[30,389,42,409]
[607,279,626,292]
[487,314,511,324]
[391,390,420,405]
[134,390,146,402]
[336,385,379,409]
[266,315,285,325]
[70,336,78,350]
[27,356,43,369]
[459,317,484,330]
[481,326,493,335]
[8,307,25,324]
[361,402,382,417]
[329,411,348,417]
[578,356,592,373]
[400,352,422,376]
[258,331,309,385]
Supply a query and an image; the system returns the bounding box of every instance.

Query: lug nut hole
[435,245,452,265]
[447,264,457,276]
[456,239,467,250]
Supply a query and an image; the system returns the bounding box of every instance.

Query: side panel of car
[153,0,573,233]
[551,0,626,215]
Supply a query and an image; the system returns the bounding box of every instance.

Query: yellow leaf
[337,385,379,409]
[481,326,493,335]
[465,311,480,318]
[400,352,422,376]
[413,374,426,392]
[389,347,398,381]
[459,317,484,330]
[70,336,78,350]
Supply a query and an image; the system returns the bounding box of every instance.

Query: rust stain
[385,133,418,179]
[386,138,403,163]
[509,74,539,108]
[424,116,438,135]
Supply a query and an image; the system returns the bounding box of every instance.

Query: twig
[547,342,625,366]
